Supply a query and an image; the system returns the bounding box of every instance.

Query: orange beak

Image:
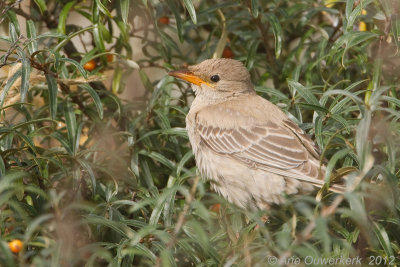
[168,70,207,86]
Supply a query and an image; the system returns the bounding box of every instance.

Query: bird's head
[168,58,254,98]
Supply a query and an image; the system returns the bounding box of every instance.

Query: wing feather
[197,117,326,185]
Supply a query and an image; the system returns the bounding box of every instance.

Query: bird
[168,58,344,210]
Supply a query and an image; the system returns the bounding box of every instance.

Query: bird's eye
[210,75,220,82]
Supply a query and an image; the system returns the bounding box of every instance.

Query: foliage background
[1,0,400,266]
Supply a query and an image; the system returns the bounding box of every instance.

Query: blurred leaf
[64,101,77,154]
[78,159,97,195]
[45,74,58,119]
[251,0,259,18]
[0,156,5,177]
[57,1,76,35]
[139,150,175,170]
[94,0,113,18]
[391,15,400,50]
[32,0,47,14]
[183,0,197,24]
[373,222,395,257]
[159,31,180,52]
[112,66,124,94]
[265,14,282,58]
[79,84,104,119]
[166,0,184,42]
[119,0,130,24]
[93,24,106,52]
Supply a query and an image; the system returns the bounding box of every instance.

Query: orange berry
[83,59,96,71]
[222,47,234,58]
[158,16,170,25]
[210,203,221,213]
[8,239,23,253]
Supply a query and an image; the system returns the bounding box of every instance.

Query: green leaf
[139,150,175,170]
[32,0,47,14]
[251,0,259,18]
[288,80,320,107]
[94,0,113,18]
[176,151,194,177]
[58,57,88,78]
[83,214,133,238]
[9,23,18,43]
[54,26,94,52]
[166,0,183,42]
[391,15,400,50]
[373,222,394,258]
[345,0,355,24]
[93,24,106,52]
[112,66,124,94]
[324,148,352,182]
[78,159,97,195]
[119,0,130,24]
[26,20,38,54]
[7,10,20,37]
[24,214,54,240]
[18,51,31,103]
[45,74,58,119]
[159,31,180,52]
[139,69,153,93]
[57,1,76,35]
[99,22,112,43]
[64,101,77,154]
[51,132,73,154]
[183,0,197,24]
[0,68,21,109]
[0,156,5,177]
[265,14,283,58]
[79,84,104,119]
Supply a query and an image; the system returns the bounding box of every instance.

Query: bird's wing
[197,117,327,187]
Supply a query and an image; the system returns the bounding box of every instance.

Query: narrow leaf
[79,84,104,119]
[119,0,130,24]
[32,0,47,14]
[183,0,197,24]
[59,57,88,78]
[26,20,38,54]
[58,1,76,34]
[94,0,113,18]
[64,101,77,154]
[18,51,31,103]
[251,0,259,18]
[45,74,58,119]
[265,14,283,58]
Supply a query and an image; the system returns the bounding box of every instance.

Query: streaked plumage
[169,58,342,210]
